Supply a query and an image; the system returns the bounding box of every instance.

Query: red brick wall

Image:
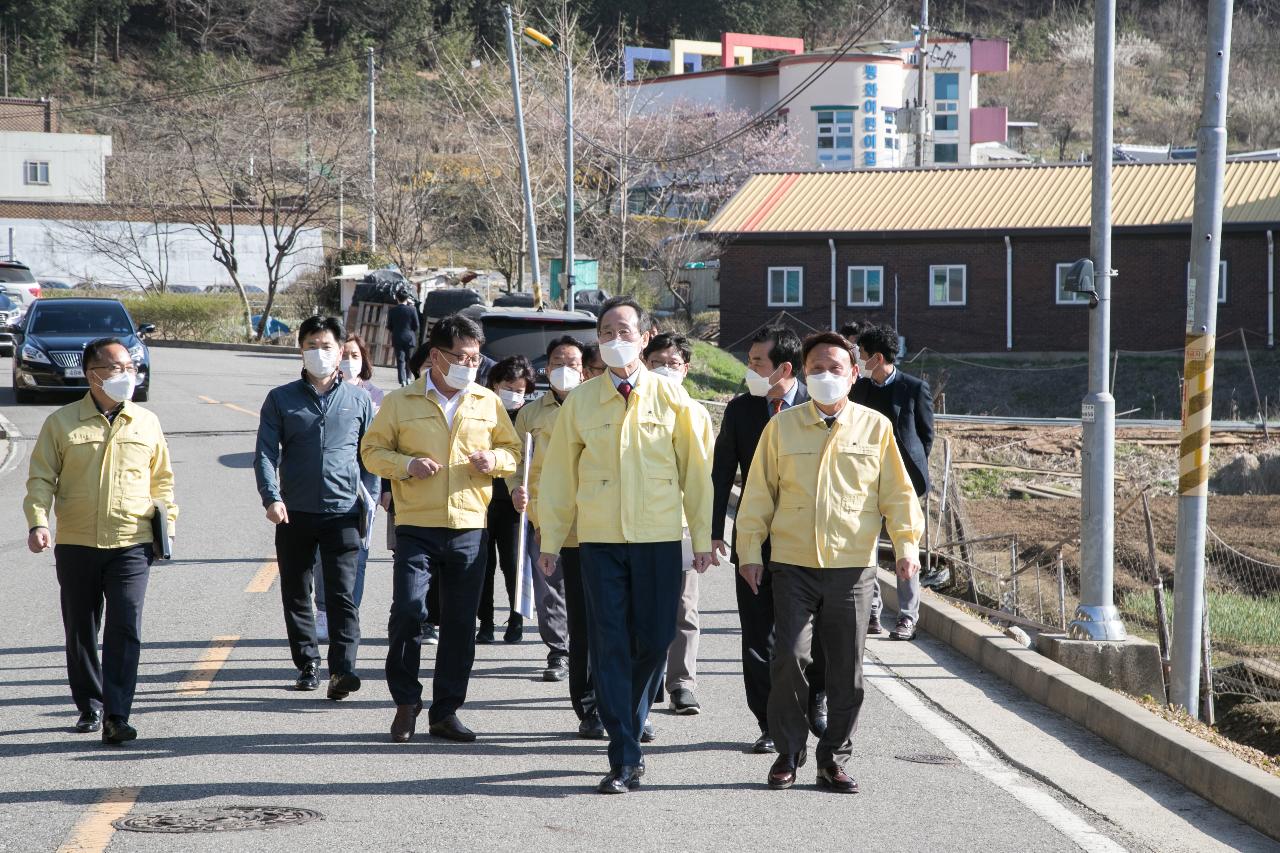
[718,231,1274,353]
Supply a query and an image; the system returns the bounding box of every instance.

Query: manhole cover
[114,805,323,833]
[895,753,958,765]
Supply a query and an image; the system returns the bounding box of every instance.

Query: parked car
[0,260,42,307]
[467,306,598,387]
[37,277,75,290]
[0,293,25,354]
[8,298,155,403]
[168,284,203,294]
[207,284,266,295]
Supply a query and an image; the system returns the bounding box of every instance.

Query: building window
[930,265,966,306]
[768,267,803,307]
[23,161,50,185]
[935,143,959,163]
[1055,263,1091,305]
[847,266,884,306]
[815,109,855,167]
[1185,260,1228,303]
[934,72,959,133]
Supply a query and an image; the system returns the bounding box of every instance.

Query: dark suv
[463,306,598,385]
[9,298,155,403]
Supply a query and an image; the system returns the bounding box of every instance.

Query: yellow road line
[56,786,140,853]
[197,394,220,404]
[244,561,279,594]
[221,402,258,417]
[175,635,239,695]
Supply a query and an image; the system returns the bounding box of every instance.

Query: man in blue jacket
[255,315,374,698]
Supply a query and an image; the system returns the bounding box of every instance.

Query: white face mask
[99,371,136,404]
[807,371,851,406]
[599,338,640,369]
[442,361,478,391]
[303,347,338,379]
[744,366,776,397]
[650,366,682,383]
[340,358,361,381]
[498,388,525,409]
[549,365,580,392]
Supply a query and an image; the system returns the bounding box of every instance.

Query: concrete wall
[0,132,112,202]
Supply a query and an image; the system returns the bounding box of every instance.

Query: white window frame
[23,161,50,185]
[929,265,967,306]
[846,266,885,307]
[816,109,855,167]
[768,266,804,307]
[1185,260,1228,304]
[1055,263,1091,305]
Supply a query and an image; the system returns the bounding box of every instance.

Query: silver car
[0,260,42,308]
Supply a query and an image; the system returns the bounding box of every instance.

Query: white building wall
[0,132,112,202]
[0,216,325,290]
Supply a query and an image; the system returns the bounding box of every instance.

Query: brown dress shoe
[767,749,807,790]
[391,701,423,743]
[816,764,859,794]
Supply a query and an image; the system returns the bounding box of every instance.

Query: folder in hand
[151,499,172,560]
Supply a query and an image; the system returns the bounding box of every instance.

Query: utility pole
[337,177,345,248]
[1072,0,1126,642]
[503,5,543,306]
[1171,0,1234,716]
[913,0,929,167]
[367,46,377,252]
[564,49,576,312]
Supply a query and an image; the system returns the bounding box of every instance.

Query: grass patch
[686,340,745,402]
[1123,589,1280,655]
[961,468,1005,499]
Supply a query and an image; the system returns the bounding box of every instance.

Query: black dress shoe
[816,764,860,794]
[578,712,606,740]
[767,749,807,790]
[75,709,103,733]
[752,731,777,754]
[640,719,656,743]
[391,701,423,743]
[542,657,569,682]
[295,662,320,691]
[503,616,524,644]
[808,692,828,738]
[428,714,477,742]
[867,614,884,635]
[890,615,918,641]
[327,671,361,700]
[476,625,495,644]
[102,716,137,745]
[597,765,642,794]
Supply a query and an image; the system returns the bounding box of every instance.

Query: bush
[121,293,245,341]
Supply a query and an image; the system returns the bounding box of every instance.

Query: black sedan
[8,298,155,403]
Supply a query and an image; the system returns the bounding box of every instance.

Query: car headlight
[128,344,146,362]
[21,344,50,364]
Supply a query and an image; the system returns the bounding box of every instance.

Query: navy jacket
[254,375,374,514]
[387,303,420,349]
[850,369,934,497]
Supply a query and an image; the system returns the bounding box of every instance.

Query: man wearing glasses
[24,337,178,745]
[362,314,521,744]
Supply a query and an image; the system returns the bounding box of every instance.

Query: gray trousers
[665,568,699,692]
[870,568,920,622]
[529,531,569,660]
[768,563,876,769]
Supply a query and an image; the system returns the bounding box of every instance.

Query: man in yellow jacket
[361,314,520,745]
[537,297,714,795]
[23,337,177,745]
[737,331,922,794]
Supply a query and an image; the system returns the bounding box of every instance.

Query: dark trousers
[733,540,826,731]
[55,544,152,721]
[579,541,683,768]
[768,563,875,769]
[275,511,362,675]
[559,547,596,719]
[394,344,414,386]
[386,525,487,722]
[478,499,520,628]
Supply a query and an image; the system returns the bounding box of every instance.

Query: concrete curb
[147,339,292,355]
[877,569,1280,843]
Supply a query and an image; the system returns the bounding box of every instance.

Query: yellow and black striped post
[1177,334,1215,498]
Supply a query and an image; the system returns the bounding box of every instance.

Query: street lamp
[523,25,576,313]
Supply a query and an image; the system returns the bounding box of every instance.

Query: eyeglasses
[437,348,483,368]
[648,359,686,370]
[88,363,138,376]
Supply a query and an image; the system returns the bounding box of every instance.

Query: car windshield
[0,267,36,284]
[481,317,598,372]
[30,302,134,336]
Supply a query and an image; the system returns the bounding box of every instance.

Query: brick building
[703,162,1280,353]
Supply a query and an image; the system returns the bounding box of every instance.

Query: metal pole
[337,178,345,247]
[2,54,7,98]
[503,5,543,306]
[564,53,576,312]
[1172,0,1234,715]
[1071,0,1126,642]
[914,0,929,167]
[367,46,377,251]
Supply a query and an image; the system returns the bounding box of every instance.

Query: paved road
[0,348,1273,852]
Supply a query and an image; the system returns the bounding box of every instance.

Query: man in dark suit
[387,291,421,386]
[712,325,826,755]
[850,323,940,641]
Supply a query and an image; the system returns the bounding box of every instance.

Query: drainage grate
[114,805,323,834]
[895,753,958,765]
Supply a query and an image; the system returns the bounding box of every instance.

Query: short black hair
[408,342,432,379]
[545,334,585,361]
[581,342,601,366]
[749,325,802,376]
[643,332,692,365]
[428,313,485,353]
[487,354,536,393]
[856,323,899,364]
[597,296,653,334]
[82,337,129,372]
[298,315,344,347]
[802,331,857,367]
[839,321,864,340]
